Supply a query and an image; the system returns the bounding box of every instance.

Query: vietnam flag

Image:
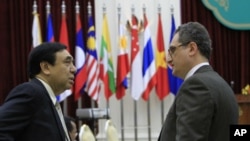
[155,13,170,100]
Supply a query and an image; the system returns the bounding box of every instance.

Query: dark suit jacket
[0,78,68,141]
[158,65,239,141]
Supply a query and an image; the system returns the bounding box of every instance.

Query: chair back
[105,119,119,141]
[79,124,95,141]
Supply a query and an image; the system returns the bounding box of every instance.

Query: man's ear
[189,41,198,56]
[40,62,50,75]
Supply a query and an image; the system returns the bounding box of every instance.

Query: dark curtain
[0,0,95,119]
[181,0,250,94]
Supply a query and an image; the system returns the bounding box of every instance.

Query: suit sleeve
[175,77,215,141]
[0,83,43,140]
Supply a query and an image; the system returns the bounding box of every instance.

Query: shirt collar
[36,78,57,106]
[185,62,209,80]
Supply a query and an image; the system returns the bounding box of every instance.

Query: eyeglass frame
[168,41,190,57]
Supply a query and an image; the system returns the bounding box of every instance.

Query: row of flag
[31,0,183,102]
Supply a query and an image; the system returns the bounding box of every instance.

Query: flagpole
[75,0,83,127]
[156,4,165,125]
[61,0,68,115]
[102,2,111,121]
[131,5,139,141]
[117,4,125,141]
[142,5,152,141]
[46,1,50,20]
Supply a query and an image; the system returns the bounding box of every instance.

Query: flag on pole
[155,13,170,100]
[141,13,156,101]
[46,14,54,42]
[46,1,54,42]
[74,2,87,101]
[59,2,70,51]
[168,14,183,95]
[57,1,71,102]
[99,13,116,100]
[32,1,42,48]
[116,20,129,100]
[86,15,100,101]
[130,15,143,100]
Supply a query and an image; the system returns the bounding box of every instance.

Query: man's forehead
[55,50,73,60]
[170,33,180,45]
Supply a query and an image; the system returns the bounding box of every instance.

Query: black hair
[28,42,67,79]
[175,22,212,60]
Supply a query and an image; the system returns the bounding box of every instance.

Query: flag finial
[61,0,66,14]
[143,4,146,14]
[170,5,174,14]
[46,1,50,16]
[75,1,80,14]
[88,2,92,16]
[102,3,106,14]
[131,4,135,14]
[33,0,38,14]
[117,3,121,21]
[158,4,161,14]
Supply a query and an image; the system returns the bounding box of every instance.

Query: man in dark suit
[0,42,76,141]
[158,22,239,141]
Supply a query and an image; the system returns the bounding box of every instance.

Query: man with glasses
[158,22,238,141]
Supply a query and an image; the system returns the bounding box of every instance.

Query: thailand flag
[141,13,156,101]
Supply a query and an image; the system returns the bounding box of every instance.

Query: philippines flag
[74,5,87,101]
[130,15,143,100]
[168,14,183,95]
[116,21,129,100]
[141,13,156,101]
[86,15,100,101]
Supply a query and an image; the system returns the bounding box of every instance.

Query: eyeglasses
[168,42,190,57]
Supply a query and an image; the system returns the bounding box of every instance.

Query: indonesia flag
[74,3,87,101]
[130,14,143,100]
[141,13,156,101]
[116,22,129,100]
[86,15,100,101]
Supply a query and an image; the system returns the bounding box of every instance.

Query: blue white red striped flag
[141,13,156,101]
